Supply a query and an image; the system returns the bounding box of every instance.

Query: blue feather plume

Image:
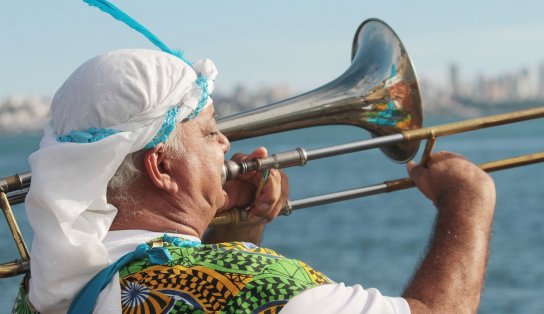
[83,0,189,65]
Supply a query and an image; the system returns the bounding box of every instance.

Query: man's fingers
[231,146,268,163]
[406,160,417,174]
[251,169,287,222]
[229,147,269,184]
[223,146,287,224]
[230,152,247,163]
[406,160,425,183]
[251,170,279,221]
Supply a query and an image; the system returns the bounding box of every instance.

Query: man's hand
[221,146,289,223]
[407,151,495,214]
[203,147,288,245]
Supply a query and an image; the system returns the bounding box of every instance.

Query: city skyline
[446,61,544,99]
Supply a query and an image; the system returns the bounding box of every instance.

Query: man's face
[168,104,230,220]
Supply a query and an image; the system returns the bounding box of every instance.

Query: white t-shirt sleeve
[280,283,410,314]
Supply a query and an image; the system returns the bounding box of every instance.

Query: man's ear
[143,143,178,194]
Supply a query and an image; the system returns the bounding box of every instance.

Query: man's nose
[219,131,230,153]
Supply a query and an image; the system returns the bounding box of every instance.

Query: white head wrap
[25,49,217,313]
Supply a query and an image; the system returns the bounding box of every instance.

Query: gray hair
[107,129,184,196]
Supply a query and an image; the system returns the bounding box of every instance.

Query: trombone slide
[214,152,544,225]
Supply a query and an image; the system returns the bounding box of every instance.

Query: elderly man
[13,49,495,314]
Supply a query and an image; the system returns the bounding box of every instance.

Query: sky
[2,0,544,98]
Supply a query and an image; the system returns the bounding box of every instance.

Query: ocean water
[0,114,543,313]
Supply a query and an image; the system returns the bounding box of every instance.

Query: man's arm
[402,152,496,313]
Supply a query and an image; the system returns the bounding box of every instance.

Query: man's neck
[108,189,211,239]
[109,208,202,237]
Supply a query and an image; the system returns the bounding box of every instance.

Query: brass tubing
[0,192,30,261]
[478,152,544,172]
[6,190,28,206]
[402,107,544,142]
[0,172,31,193]
[211,206,248,225]
[0,191,31,278]
[0,260,30,278]
[384,152,544,192]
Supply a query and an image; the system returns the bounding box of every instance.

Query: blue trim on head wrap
[187,75,210,120]
[82,0,214,147]
[57,128,119,143]
[145,106,179,149]
[56,107,182,146]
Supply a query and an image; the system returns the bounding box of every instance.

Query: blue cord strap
[68,235,201,314]
[57,127,119,143]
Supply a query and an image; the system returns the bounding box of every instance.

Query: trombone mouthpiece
[222,160,241,184]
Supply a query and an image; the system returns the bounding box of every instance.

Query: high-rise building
[448,63,460,97]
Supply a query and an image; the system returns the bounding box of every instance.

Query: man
[14,49,495,314]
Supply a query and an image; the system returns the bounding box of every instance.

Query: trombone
[2,18,544,278]
[214,108,544,224]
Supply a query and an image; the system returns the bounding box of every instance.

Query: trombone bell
[218,18,423,162]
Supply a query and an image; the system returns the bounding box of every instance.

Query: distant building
[448,63,460,97]
[539,63,544,97]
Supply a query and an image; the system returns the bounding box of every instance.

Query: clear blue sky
[2,0,544,98]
